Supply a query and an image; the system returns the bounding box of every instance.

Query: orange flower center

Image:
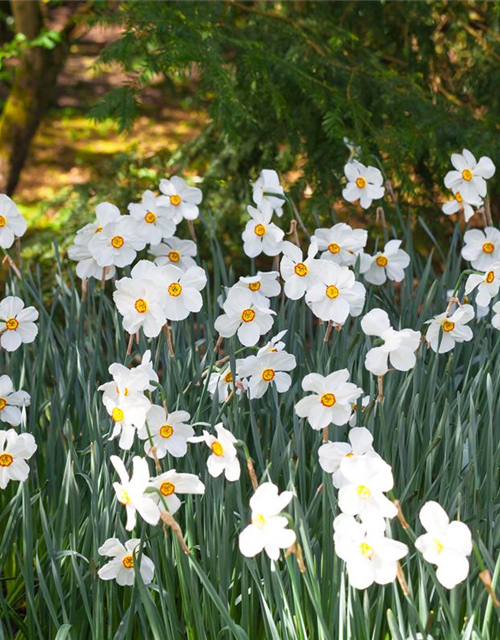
[355,177,367,189]
[248,281,261,291]
[122,554,134,569]
[0,398,6,411]
[241,308,256,322]
[321,393,336,407]
[159,424,174,439]
[462,169,473,181]
[5,318,19,331]
[134,299,148,313]
[262,368,275,381]
[326,285,339,299]
[111,236,124,249]
[0,453,13,467]
[168,250,180,263]
[211,441,224,456]
[455,192,463,203]
[0,215,6,227]
[328,243,340,254]
[224,371,233,383]
[376,255,388,267]
[483,242,495,254]
[144,211,156,224]
[168,282,182,297]
[442,320,455,332]
[294,262,308,277]
[170,194,181,206]
[486,271,495,284]
[160,481,175,496]
[254,224,266,237]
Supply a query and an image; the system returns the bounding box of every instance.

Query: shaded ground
[15,23,204,223]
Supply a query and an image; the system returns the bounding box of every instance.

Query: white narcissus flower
[257,330,288,355]
[113,261,167,338]
[333,514,408,590]
[361,309,421,376]
[158,176,203,222]
[158,264,207,322]
[195,423,241,482]
[349,395,370,427]
[318,427,377,489]
[104,393,151,450]
[98,538,155,586]
[150,236,197,271]
[0,296,38,352]
[492,300,500,330]
[295,370,363,430]
[148,470,205,515]
[465,264,500,307]
[138,406,194,459]
[0,429,37,489]
[342,161,385,209]
[242,202,284,258]
[338,455,398,522]
[444,149,495,203]
[0,194,27,248]
[252,169,285,216]
[99,350,158,403]
[88,216,146,269]
[234,271,281,300]
[305,261,366,324]
[239,482,296,560]
[280,240,321,300]
[128,190,177,245]
[214,287,275,347]
[0,375,30,427]
[415,501,472,589]
[462,228,500,271]
[425,304,474,354]
[442,190,482,223]
[110,455,160,531]
[360,240,410,286]
[207,366,243,403]
[312,223,368,267]
[236,350,297,399]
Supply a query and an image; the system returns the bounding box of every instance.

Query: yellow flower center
[112,407,125,422]
[241,308,256,323]
[160,481,175,496]
[168,250,180,263]
[252,513,266,529]
[346,452,354,458]
[95,226,103,233]
[442,320,455,332]
[144,211,156,224]
[455,192,463,203]
[224,371,233,383]
[355,177,367,189]
[254,223,266,237]
[359,542,374,558]
[111,235,124,249]
[0,215,6,227]
[483,242,495,254]
[262,368,275,381]
[0,398,6,411]
[159,424,174,439]
[326,285,339,299]
[486,271,495,284]
[116,487,130,505]
[376,255,388,267]
[357,485,371,499]
[320,393,336,407]
[168,282,182,297]
[134,298,148,313]
[248,281,261,291]
[122,554,134,569]
[5,318,19,331]
[462,169,473,181]
[328,243,341,254]
[170,194,181,206]
[294,262,308,277]
[432,538,444,553]
[0,453,13,467]
[211,441,224,456]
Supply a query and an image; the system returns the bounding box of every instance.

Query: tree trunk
[0,1,83,195]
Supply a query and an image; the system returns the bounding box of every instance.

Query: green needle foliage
[1,188,500,639]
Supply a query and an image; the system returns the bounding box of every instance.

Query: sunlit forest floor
[16,25,204,234]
